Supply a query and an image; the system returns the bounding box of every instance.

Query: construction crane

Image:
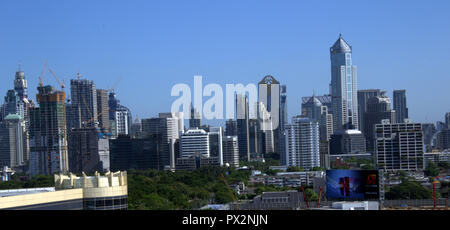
[108,76,123,93]
[220,173,240,210]
[39,59,47,87]
[48,68,65,90]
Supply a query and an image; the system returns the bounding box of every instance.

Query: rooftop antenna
[77,71,82,80]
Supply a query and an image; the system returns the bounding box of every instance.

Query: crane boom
[48,68,65,90]
[39,60,47,86]
[221,173,239,210]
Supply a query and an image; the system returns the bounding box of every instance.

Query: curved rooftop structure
[330,34,352,54]
[259,75,280,85]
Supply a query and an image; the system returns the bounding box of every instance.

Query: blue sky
[1,0,450,125]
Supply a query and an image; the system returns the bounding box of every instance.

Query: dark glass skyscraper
[357,89,382,134]
[236,94,250,161]
[393,90,409,123]
[363,94,396,151]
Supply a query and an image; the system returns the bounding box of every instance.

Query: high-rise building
[130,117,142,138]
[14,70,28,100]
[279,85,288,165]
[69,79,98,129]
[1,70,31,121]
[0,114,27,168]
[248,119,260,155]
[330,34,359,131]
[330,129,366,155]
[422,123,436,153]
[209,127,223,166]
[68,128,109,173]
[189,104,201,129]
[302,95,332,115]
[445,112,450,129]
[301,95,334,141]
[363,94,396,151]
[225,119,238,136]
[109,135,167,171]
[236,94,250,161]
[258,75,280,154]
[222,136,239,168]
[141,113,182,169]
[3,90,25,119]
[96,89,110,133]
[436,129,450,151]
[108,92,132,137]
[158,112,184,134]
[357,89,382,134]
[285,116,320,170]
[375,120,424,171]
[29,85,68,175]
[180,128,210,158]
[393,90,409,123]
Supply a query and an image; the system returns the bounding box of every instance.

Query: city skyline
[1,0,450,125]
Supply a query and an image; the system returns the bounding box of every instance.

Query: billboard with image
[326,170,379,200]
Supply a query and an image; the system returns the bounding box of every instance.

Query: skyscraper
[375,120,424,171]
[248,119,260,155]
[258,75,280,154]
[96,89,110,133]
[236,94,250,161]
[70,78,98,129]
[222,136,239,168]
[363,94,396,151]
[209,127,223,166]
[14,70,28,100]
[0,114,27,168]
[330,34,359,131]
[180,128,210,157]
[445,112,450,129]
[2,90,24,119]
[393,90,409,123]
[225,119,237,136]
[67,127,108,173]
[422,123,436,153]
[29,85,68,175]
[357,89,382,134]
[279,85,288,165]
[301,95,334,141]
[108,92,132,137]
[329,130,366,155]
[189,104,201,129]
[285,116,320,169]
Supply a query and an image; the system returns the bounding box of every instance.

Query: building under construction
[29,85,68,175]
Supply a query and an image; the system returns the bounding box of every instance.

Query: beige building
[0,171,127,210]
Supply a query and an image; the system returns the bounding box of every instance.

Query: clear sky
[1,0,450,125]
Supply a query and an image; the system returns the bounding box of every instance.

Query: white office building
[285,116,320,169]
[180,128,210,157]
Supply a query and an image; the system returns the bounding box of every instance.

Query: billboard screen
[326,170,379,200]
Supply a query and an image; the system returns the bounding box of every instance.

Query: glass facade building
[330,34,359,131]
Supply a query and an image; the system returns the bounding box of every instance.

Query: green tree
[425,161,440,177]
[385,181,433,199]
[287,166,304,172]
[303,188,319,201]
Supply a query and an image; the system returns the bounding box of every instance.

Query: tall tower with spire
[14,68,28,100]
[330,34,359,131]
